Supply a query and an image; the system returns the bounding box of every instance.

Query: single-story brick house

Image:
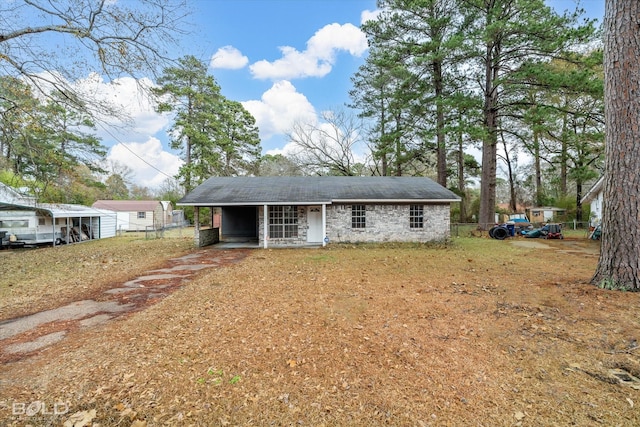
[92,200,174,232]
[177,176,460,248]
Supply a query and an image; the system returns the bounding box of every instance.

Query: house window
[410,205,424,229]
[269,206,298,238]
[137,212,146,219]
[38,218,46,226]
[352,204,366,229]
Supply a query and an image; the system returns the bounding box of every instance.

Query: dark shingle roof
[178,176,460,206]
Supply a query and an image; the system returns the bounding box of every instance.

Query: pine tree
[460,0,595,228]
[592,0,640,290]
[154,56,261,191]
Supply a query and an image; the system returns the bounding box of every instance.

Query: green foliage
[0,77,109,203]
[104,174,130,200]
[349,0,600,227]
[0,170,28,189]
[351,0,468,179]
[154,178,185,206]
[153,56,261,191]
[597,277,632,292]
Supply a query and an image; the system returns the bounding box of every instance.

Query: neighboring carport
[0,201,117,247]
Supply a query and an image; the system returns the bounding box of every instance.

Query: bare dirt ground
[1,233,640,426]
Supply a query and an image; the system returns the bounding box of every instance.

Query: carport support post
[194,206,200,246]
[51,214,56,247]
[322,204,327,247]
[210,209,215,230]
[263,204,268,249]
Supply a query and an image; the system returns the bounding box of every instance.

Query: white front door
[307,206,323,243]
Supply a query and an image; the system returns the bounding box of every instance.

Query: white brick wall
[326,203,450,243]
[259,203,451,247]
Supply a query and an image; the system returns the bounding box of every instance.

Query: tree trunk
[185,94,194,192]
[185,134,192,192]
[575,181,583,223]
[592,0,640,290]
[500,131,517,212]
[560,110,568,197]
[457,129,467,223]
[434,59,447,187]
[479,116,497,228]
[479,40,499,229]
[395,135,402,176]
[395,114,402,176]
[533,129,543,206]
[380,101,388,176]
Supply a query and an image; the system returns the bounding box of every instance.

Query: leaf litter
[1,235,640,426]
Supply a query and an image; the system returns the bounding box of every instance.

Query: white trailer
[0,204,117,247]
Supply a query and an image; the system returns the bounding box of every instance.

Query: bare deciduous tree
[287,109,369,176]
[0,0,188,115]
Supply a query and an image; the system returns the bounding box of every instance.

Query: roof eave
[177,201,331,207]
[331,198,461,203]
[178,198,461,206]
[580,176,604,204]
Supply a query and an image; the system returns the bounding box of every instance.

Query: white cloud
[107,138,183,189]
[242,80,316,141]
[249,23,368,80]
[210,46,249,70]
[361,9,381,24]
[73,73,169,143]
[31,71,179,189]
[63,73,183,189]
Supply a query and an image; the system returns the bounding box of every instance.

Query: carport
[221,206,258,241]
[0,201,117,247]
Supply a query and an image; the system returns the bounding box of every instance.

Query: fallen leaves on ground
[1,236,640,426]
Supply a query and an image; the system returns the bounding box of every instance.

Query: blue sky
[94,0,605,188]
[192,0,376,151]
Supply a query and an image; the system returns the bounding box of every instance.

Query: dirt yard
[1,233,640,426]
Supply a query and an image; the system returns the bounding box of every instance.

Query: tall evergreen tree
[0,77,107,200]
[216,99,261,176]
[154,56,261,191]
[154,56,221,191]
[592,0,640,290]
[461,0,595,228]
[351,0,463,180]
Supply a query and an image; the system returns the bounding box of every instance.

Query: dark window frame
[409,204,424,229]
